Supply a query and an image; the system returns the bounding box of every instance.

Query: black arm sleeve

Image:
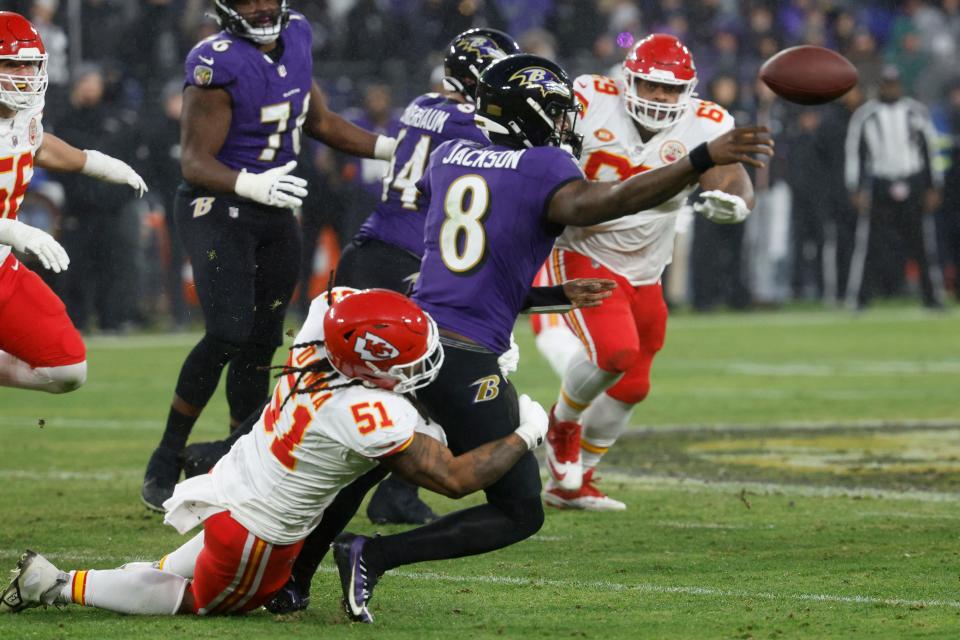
[521,285,572,314]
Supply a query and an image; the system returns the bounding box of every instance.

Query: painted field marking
[605,472,960,503]
[654,521,774,530]
[0,469,139,481]
[1,548,954,612]
[330,566,960,611]
[4,414,957,435]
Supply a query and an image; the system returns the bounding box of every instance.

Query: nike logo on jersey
[283,88,301,98]
[198,55,214,65]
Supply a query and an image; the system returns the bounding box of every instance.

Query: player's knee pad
[206,315,257,346]
[36,361,87,394]
[606,375,650,405]
[597,346,641,375]
[200,333,245,361]
[492,495,545,541]
[235,343,277,366]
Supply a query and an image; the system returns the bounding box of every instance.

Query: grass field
[1,304,959,639]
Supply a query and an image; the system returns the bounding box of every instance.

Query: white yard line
[340,567,960,610]
[1,548,953,611]
[605,473,960,503]
[0,469,139,481]
[3,414,958,434]
[622,418,960,434]
[0,415,163,430]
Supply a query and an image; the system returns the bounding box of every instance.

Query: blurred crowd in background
[9,0,960,332]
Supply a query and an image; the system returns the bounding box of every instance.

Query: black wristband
[522,285,572,313]
[689,142,716,174]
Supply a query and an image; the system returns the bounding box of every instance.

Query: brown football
[759,45,859,105]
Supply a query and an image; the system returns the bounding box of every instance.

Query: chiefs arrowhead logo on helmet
[354,332,401,362]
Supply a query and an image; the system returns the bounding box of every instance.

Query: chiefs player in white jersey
[0,11,146,394]
[2,288,548,620]
[538,34,759,510]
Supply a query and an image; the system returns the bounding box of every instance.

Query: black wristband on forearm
[689,142,716,174]
[522,285,572,313]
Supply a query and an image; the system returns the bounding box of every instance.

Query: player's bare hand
[707,126,774,169]
[562,278,616,308]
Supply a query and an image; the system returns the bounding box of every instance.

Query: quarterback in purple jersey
[328,53,774,623]
[141,0,402,512]
[336,28,519,529]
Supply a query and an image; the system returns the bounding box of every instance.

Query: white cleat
[545,405,583,491]
[543,469,626,512]
[1,550,69,613]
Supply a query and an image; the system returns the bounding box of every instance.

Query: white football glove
[498,333,520,378]
[514,394,548,451]
[82,149,148,197]
[234,160,308,210]
[693,190,751,224]
[0,218,70,273]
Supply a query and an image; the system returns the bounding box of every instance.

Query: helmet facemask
[374,315,444,394]
[622,69,697,131]
[335,313,444,394]
[212,0,289,45]
[0,50,47,111]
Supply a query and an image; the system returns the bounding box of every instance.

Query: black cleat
[264,578,310,614]
[141,446,181,512]
[366,476,436,525]
[181,440,231,479]
[332,533,376,623]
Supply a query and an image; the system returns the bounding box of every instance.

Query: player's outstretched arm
[303,81,396,160]
[547,125,773,228]
[380,395,548,499]
[35,134,147,197]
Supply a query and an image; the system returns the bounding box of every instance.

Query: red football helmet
[622,34,697,131]
[323,289,443,394]
[0,12,47,111]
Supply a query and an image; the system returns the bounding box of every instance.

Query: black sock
[362,496,544,577]
[159,334,240,452]
[291,465,389,594]
[226,344,275,424]
[159,407,198,452]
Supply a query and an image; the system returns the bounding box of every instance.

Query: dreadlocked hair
[269,339,364,409]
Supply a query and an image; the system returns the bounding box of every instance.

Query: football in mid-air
[759,45,858,105]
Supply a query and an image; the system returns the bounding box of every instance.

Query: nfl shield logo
[194,65,213,86]
[28,117,38,146]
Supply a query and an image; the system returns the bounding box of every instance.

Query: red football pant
[191,511,304,615]
[0,254,85,367]
[546,248,667,404]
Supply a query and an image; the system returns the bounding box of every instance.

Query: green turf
[1,305,959,639]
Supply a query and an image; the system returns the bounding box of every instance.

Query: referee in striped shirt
[844,66,946,310]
